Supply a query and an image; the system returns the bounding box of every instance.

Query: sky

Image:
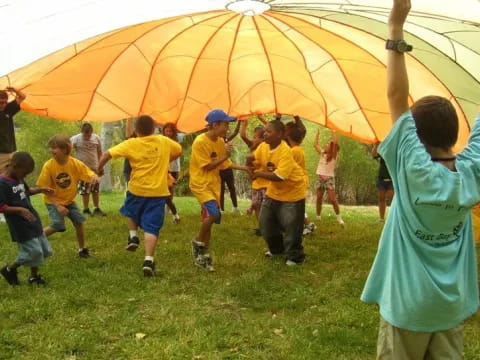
[1,0,479,76]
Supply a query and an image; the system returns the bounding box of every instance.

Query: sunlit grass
[0,193,479,359]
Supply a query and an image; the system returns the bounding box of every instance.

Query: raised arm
[5,87,26,105]
[387,0,411,123]
[226,121,241,142]
[240,119,253,148]
[314,128,323,154]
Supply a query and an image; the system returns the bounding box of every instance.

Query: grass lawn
[1,193,479,360]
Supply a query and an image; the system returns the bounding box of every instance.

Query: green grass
[1,193,479,360]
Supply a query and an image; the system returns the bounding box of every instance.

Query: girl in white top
[314,129,344,225]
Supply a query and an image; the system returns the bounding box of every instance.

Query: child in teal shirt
[361,1,479,358]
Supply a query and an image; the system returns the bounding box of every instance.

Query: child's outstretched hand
[19,208,36,222]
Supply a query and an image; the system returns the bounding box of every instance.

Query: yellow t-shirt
[291,145,310,191]
[189,133,232,204]
[109,135,182,197]
[37,156,95,205]
[254,141,306,202]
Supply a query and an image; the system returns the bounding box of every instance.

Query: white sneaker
[337,215,345,226]
[285,259,303,266]
[172,214,180,224]
[0,213,5,223]
[194,254,215,272]
[232,207,241,215]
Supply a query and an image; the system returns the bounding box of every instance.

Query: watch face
[397,41,408,52]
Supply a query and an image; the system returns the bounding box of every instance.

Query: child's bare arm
[387,0,411,123]
[97,152,112,176]
[226,121,241,142]
[2,206,36,222]
[313,129,323,154]
[240,119,253,148]
[29,187,54,196]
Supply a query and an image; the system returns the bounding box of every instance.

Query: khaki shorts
[377,317,463,360]
[0,152,13,173]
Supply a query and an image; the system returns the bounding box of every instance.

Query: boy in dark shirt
[0,152,53,285]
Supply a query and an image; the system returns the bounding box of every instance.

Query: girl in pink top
[314,130,344,225]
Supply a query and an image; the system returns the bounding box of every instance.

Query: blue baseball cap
[205,109,237,124]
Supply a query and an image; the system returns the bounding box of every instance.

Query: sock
[145,256,154,262]
[129,230,137,238]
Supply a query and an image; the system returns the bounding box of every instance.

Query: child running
[0,152,53,285]
[97,115,182,277]
[37,135,98,258]
[189,109,249,272]
[361,0,479,358]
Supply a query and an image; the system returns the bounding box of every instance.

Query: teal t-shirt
[361,111,480,332]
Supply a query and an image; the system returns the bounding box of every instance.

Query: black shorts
[376,178,393,191]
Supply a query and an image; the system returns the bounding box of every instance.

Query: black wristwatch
[385,39,413,53]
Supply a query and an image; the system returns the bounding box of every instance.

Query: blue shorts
[16,234,53,267]
[201,200,221,224]
[121,192,167,236]
[46,202,85,232]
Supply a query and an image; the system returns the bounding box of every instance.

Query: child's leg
[197,215,217,249]
[327,188,340,215]
[378,188,387,220]
[66,203,88,253]
[138,196,167,276]
[259,198,284,255]
[224,170,238,209]
[377,317,431,360]
[316,187,325,216]
[426,323,463,359]
[144,232,158,257]
[279,200,305,263]
[74,223,86,249]
[92,191,100,209]
[220,176,226,211]
[44,204,67,236]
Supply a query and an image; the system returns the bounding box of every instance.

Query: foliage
[1,195,479,359]
[13,113,379,205]
[14,112,83,184]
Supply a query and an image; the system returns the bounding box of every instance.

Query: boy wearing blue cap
[361,0,480,358]
[189,109,249,272]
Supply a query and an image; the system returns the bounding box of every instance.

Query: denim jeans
[259,197,305,263]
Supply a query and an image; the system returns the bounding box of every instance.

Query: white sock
[145,256,154,262]
[129,230,137,238]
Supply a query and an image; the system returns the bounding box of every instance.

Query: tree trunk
[99,122,116,192]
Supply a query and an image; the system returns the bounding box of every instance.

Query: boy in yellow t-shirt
[249,120,306,266]
[189,109,249,272]
[97,115,182,277]
[37,135,98,258]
